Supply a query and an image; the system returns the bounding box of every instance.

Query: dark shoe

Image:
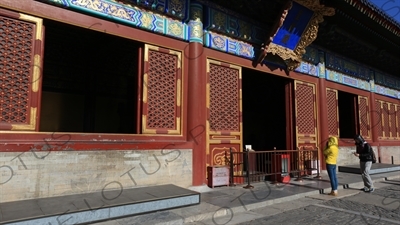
[369,188,374,193]
[360,187,369,192]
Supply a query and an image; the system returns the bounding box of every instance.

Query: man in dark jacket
[353,134,374,192]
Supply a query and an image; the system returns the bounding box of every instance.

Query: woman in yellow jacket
[323,136,339,196]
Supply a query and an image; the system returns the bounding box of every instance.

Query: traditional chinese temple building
[0,0,399,205]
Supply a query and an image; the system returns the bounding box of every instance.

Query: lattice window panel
[326,89,339,136]
[375,100,383,137]
[358,96,370,139]
[208,64,240,132]
[382,102,390,138]
[0,11,43,131]
[295,83,316,135]
[142,45,182,134]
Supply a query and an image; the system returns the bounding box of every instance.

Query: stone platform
[90,171,400,225]
[338,163,400,174]
[0,184,200,225]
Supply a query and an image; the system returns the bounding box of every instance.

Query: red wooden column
[318,77,329,170]
[187,3,207,186]
[370,90,378,143]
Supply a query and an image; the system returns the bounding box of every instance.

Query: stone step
[338,163,400,175]
[0,184,200,225]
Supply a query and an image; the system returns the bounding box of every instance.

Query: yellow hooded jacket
[323,136,339,165]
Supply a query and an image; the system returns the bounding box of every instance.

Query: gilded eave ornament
[266,0,335,71]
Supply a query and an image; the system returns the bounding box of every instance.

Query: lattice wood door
[206,59,242,178]
[0,9,44,131]
[375,100,383,138]
[141,44,182,134]
[376,100,398,139]
[294,81,318,175]
[358,96,371,139]
[388,103,397,138]
[395,104,400,139]
[294,81,318,149]
[326,88,339,137]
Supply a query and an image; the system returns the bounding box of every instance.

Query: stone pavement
[230,178,400,225]
[93,171,400,225]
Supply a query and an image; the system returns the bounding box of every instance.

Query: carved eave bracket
[262,0,335,71]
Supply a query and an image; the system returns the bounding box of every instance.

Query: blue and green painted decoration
[41,0,190,40]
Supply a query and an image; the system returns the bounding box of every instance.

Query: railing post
[295,147,303,182]
[272,147,278,184]
[243,148,254,189]
[314,148,322,179]
[229,148,235,186]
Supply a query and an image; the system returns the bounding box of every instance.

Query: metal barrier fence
[227,148,321,188]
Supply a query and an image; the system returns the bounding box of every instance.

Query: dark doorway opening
[39,19,140,133]
[242,68,290,150]
[338,91,358,138]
